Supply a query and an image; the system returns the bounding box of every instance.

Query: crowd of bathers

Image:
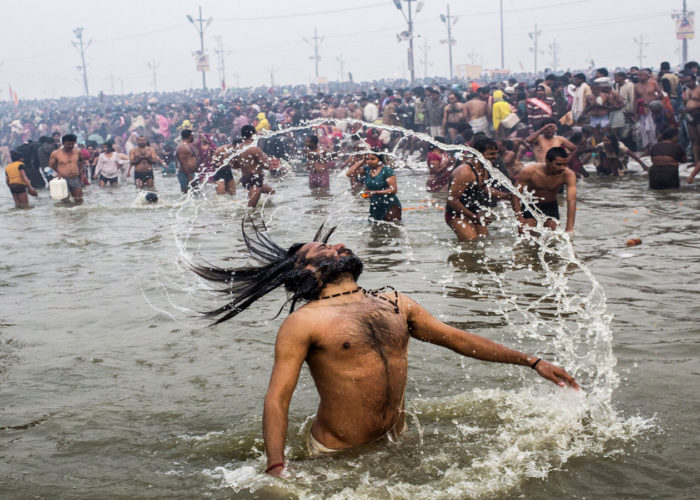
[4,60,698,213]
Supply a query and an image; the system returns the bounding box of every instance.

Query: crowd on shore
[4,62,698,237]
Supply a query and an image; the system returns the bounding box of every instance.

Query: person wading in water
[192,220,579,477]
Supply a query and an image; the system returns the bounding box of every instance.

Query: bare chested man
[635,69,663,150]
[305,135,332,189]
[682,72,700,183]
[442,91,468,142]
[211,138,243,195]
[127,135,161,189]
[465,88,490,135]
[176,129,198,194]
[526,119,576,163]
[238,125,275,207]
[192,221,579,477]
[512,147,577,232]
[48,133,85,203]
[581,83,624,140]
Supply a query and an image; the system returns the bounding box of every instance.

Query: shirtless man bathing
[512,146,577,233]
[193,221,579,477]
[176,129,198,194]
[526,119,575,163]
[211,138,244,196]
[48,133,86,204]
[237,125,275,207]
[682,71,700,183]
[127,135,162,189]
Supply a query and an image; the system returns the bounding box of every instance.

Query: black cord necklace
[313,285,400,314]
[315,286,363,301]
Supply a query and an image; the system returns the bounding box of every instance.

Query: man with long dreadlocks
[192,219,579,478]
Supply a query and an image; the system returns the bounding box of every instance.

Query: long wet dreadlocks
[191,217,358,325]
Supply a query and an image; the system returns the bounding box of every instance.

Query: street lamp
[187,6,213,90]
[394,0,424,83]
[439,5,458,80]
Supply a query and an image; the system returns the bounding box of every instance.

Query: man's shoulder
[280,306,326,334]
[521,163,543,176]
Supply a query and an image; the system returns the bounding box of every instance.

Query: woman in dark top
[346,152,402,222]
[650,128,685,189]
[651,128,686,167]
[593,134,648,175]
[444,137,509,240]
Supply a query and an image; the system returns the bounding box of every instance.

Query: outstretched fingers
[537,361,580,390]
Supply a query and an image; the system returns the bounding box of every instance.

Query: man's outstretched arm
[262,314,311,476]
[401,294,579,389]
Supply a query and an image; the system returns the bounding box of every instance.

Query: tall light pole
[633,35,648,68]
[420,37,431,78]
[187,6,213,90]
[393,0,424,84]
[440,4,458,80]
[336,55,345,82]
[683,0,688,64]
[548,39,560,72]
[500,0,505,68]
[303,27,324,79]
[528,24,542,73]
[147,59,159,92]
[214,36,231,89]
[72,28,91,97]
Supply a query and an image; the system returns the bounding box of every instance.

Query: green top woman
[347,152,402,222]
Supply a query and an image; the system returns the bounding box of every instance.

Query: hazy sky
[2,0,699,99]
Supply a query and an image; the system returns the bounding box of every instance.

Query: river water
[1,139,699,499]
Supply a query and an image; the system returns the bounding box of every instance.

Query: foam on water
[162,119,654,498]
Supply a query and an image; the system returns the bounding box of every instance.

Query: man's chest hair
[312,301,408,353]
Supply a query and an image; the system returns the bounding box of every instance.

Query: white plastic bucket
[500,113,520,129]
[49,178,69,200]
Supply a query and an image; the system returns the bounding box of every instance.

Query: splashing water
[159,119,653,498]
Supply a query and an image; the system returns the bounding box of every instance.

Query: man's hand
[533,360,579,389]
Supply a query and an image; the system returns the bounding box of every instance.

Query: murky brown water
[1,155,698,498]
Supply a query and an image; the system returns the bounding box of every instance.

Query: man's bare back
[238,144,268,177]
[465,99,487,120]
[293,295,409,448]
[176,142,197,175]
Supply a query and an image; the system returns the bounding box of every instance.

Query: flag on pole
[9,83,18,106]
